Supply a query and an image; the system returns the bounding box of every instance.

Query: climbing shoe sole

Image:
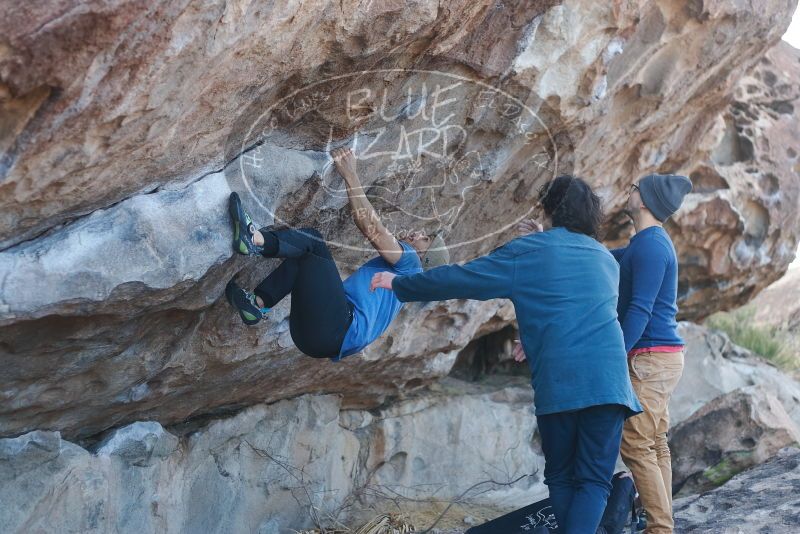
[229,192,258,256]
[225,280,262,326]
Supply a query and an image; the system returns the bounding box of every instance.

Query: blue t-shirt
[334,242,422,360]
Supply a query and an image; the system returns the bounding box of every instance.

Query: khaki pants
[619,351,684,534]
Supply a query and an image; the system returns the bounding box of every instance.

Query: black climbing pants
[254,228,353,359]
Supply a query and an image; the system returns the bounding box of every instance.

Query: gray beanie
[638,173,693,222]
[422,234,449,270]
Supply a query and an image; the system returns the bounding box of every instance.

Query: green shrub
[706,306,797,371]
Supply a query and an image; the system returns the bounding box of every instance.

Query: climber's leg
[257,227,352,358]
[253,229,265,247]
[259,227,331,260]
[254,258,298,308]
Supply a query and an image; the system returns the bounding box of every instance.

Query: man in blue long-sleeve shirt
[372,176,642,534]
[611,173,692,534]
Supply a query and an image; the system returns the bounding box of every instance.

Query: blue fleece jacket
[611,226,684,352]
[392,227,642,417]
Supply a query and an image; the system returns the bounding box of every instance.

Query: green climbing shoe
[229,192,262,256]
[225,280,266,326]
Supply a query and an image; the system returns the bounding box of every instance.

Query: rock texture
[673,447,800,533]
[662,41,800,319]
[1,0,800,442]
[2,325,800,533]
[670,386,800,496]
[669,322,800,428]
[0,381,546,534]
[0,395,359,534]
[353,379,546,507]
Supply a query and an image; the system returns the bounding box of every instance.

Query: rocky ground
[673,447,800,533]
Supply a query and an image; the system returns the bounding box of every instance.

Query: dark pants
[254,227,352,358]
[537,404,626,534]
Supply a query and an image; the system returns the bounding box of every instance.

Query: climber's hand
[370,271,396,292]
[331,147,357,181]
[513,340,527,362]
[517,218,543,236]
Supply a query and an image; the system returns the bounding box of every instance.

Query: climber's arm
[332,148,404,265]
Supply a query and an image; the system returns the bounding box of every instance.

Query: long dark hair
[538,175,604,239]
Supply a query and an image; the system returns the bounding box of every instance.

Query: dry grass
[346,501,507,533]
[295,502,507,534]
[294,513,416,534]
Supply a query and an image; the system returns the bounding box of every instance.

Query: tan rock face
[0,0,559,249]
[0,0,799,439]
[667,42,800,319]
[602,40,800,320]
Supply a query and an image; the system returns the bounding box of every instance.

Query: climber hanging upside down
[224,147,449,360]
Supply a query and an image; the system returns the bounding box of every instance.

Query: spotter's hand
[517,218,543,236]
[370,272,397,292]
[513,340,527,363]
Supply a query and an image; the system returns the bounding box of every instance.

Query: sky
[784,4,800,49]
